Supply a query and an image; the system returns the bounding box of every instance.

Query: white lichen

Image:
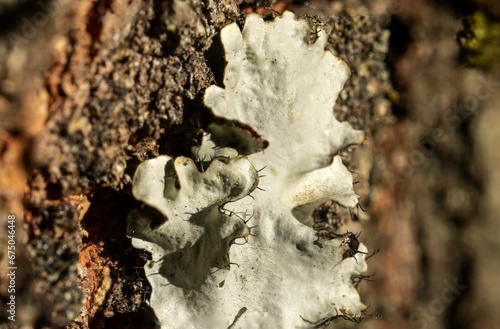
[128,11,367,328]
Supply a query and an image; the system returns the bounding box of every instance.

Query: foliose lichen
[128,11,368,328]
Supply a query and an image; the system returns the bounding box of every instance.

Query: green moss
[456,11,500,69]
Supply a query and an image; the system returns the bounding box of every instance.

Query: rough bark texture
[0,0,499,329]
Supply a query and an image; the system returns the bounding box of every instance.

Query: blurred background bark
[0,0,499,328]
